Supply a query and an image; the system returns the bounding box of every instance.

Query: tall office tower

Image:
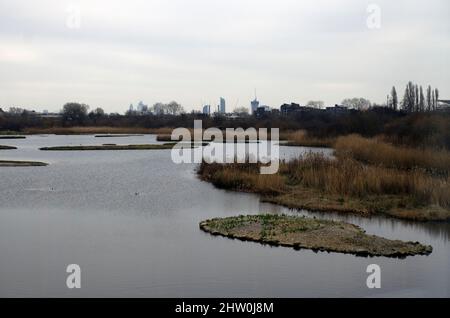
[251,89,259,114]
[220,97,226,113]
[202,105,211,115]
[251,98,259,114]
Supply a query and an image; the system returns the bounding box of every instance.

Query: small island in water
[0,145,17,150]
[200,215,433,258]
[38,143,206,151]
[0,160,48,167]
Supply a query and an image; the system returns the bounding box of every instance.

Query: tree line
[388,82,440,112]
[126,101,184,116]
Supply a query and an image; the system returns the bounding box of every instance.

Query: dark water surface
[0,135,448,297]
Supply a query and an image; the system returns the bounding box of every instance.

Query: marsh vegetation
[198,135,450,221]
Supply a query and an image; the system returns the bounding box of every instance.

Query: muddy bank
[0,145,17,150]
[39,143,205,151]
[23,126,159,135]
[94,134,144,138]
[199,215,433,258]
[0,136,26,139]
[0,160,48,167]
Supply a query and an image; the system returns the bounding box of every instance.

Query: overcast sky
[0,0,449,113]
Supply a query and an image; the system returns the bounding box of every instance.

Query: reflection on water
[0,135,448,297]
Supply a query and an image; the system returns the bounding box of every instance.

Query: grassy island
[200,215,433,258]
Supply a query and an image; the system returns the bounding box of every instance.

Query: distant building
[128,101,151,115]
[38,111,62,118]
[137,101,148,113]
[271,108,280,114]
[325,104,349,115]
[255,106,271,118]
[280,103,301,115]
[202,105,211,115]
[251,98,259,114]
[280,103,327,116]
[219,97,226,114]
[437,100,450,111]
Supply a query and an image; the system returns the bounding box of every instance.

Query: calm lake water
[0,135,449,297]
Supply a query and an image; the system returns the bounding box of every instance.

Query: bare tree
[414,85,419,112]
[306,101,324,109]
[341,98,371,110]
[419,86,425,112]
[435,88,439,109]
[426,86,432,111]
[166,101,184,115]
[151,102,166,115]
[391,86,398,110]
[61,103,89,125]
[8,107,26,115]
[432,90,436,110]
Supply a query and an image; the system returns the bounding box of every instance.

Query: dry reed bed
[282,154,449,209]
[335,135,450,175]
[198,150,450,221]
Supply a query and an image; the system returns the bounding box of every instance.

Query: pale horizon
[0,0,449,113]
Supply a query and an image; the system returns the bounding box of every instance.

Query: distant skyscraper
[202,105,211,115]
[137,101,148,112]
[251,89,259,114]
[220,97,226,113]
[251,98,259,114]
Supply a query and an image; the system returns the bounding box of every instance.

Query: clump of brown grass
[335,134,450,175]
[281,153,449,209]
[199,151,450,216]
[198,161,286,195]
[156,134,180,142]
[280,130,335,148]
